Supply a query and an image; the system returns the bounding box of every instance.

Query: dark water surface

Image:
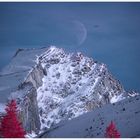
[0,2,140,91]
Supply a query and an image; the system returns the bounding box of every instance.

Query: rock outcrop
[25,63,45,89]
[11,82,41,134]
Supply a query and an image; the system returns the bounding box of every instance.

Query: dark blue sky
[0,2,140,92]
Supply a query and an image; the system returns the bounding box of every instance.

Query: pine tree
[0,100,26,138]
[105,121,120,138]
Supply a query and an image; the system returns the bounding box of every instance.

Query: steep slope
[39,95,140,138]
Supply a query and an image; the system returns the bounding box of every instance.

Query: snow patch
[25,131,37,138]
[110,93,125,103]
[0,103,6,113]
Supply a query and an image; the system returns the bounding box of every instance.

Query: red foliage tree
[105,121,120,138]
[0,100,26,138]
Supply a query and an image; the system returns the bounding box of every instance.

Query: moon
[49,20,87,47]
[72,20,87,46]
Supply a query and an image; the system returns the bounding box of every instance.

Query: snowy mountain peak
[34,46,126,130]
[45,46,64,56]
[36,46,66,68]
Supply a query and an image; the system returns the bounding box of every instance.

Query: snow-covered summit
[34,46,126,130]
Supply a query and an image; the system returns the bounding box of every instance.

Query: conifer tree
[0,100,26,138]
[105,121,120,138]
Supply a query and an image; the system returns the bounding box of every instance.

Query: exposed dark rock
[25,63,44,89]
[11,82,41,134]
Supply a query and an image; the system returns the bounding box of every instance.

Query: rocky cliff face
[25,63,46,89]
[10,82,41,134]
[18,59,46,134]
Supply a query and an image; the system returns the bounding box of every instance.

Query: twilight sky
[0,2,140,92]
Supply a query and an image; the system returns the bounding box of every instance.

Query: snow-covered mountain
[35,46,127,130]
[0,46,139,136]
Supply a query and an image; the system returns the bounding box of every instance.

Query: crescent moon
[72,20,87,46]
